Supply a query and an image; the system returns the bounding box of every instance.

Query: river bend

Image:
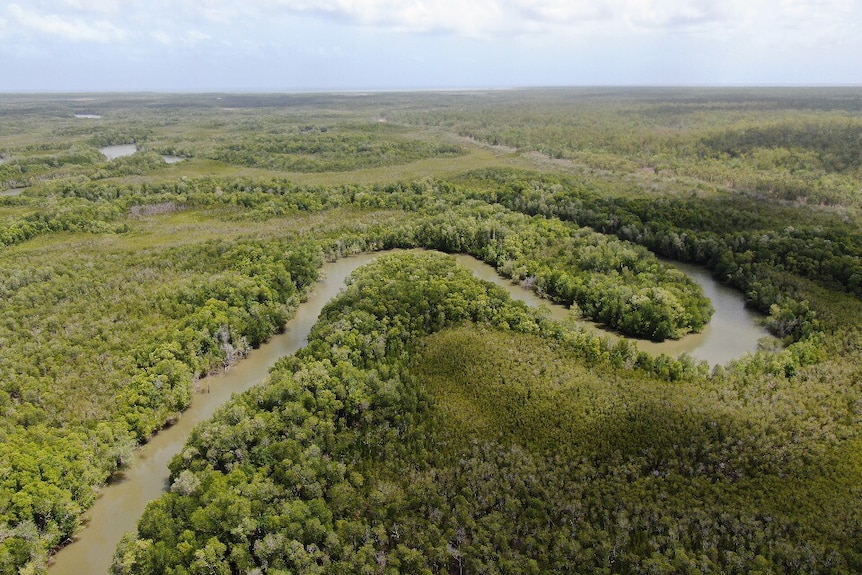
[48,251,766,574]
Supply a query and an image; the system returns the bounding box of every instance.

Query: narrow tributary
[48,251,767,574]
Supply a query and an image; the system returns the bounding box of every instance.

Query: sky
[0,0,860,92]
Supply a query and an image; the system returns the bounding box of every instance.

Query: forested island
[1,88,861,574]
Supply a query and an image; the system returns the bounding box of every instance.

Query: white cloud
[5,0,860,41]
[516,0,614,24]
[7,3,126,42]
[149,28,212,48]
[254,0,755,35]
[777,0,857,32]
[59,0,122,15]
[623,0,726,28]
[718,0,860,49]
[187,29,211,42]
[2,0,860,90]
[317,44,345,58]
[781,0,855,17]
[150,30,172,45]
[267,0,507,36]
[244,0,847,37]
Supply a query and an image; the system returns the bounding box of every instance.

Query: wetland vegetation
[0,88,861,574]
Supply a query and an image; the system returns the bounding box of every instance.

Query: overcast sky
[1,0,860,92]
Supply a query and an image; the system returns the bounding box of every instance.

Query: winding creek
[48,251,768,574]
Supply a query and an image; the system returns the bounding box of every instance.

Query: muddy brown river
[457,255,768,365]
[48,251,767,574]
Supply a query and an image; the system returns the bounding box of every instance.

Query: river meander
[48,251,767,574]
[456,255,769,366]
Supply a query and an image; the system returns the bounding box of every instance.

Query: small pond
[100,144,186,164]
[100,144,137,160]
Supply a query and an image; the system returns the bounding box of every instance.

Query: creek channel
[48,251,767,574]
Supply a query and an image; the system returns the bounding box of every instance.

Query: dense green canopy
[0,89,860,574]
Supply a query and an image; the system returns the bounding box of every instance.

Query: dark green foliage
[403,201,712,340]
[92,152,170,180]
[0,197,126,246]
[32,174,712,339]
[1,89,861,574]
[114,253,862,575]
[402,87,862,207]
[0,146,104,188]
[457,167,855,344]
[0,228,324,569]
[113,252,551,574]
[701,120,862,173]
[207,125,464,172]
